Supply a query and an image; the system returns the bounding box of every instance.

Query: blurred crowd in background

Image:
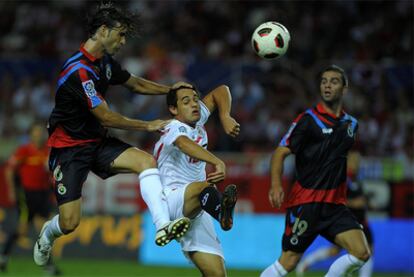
[0,0,412,160]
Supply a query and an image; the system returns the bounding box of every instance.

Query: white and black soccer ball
[251,21,290,59]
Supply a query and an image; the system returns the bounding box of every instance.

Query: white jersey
[154,101,210,188]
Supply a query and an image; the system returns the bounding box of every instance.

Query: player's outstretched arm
[124,75,193,95]
[174,135,225,184]
[269,146,291,208]
[202,85,240,137]
[4,158,18,205]
[91,100,170,131]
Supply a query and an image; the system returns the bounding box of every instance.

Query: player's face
[172,89,201,125]
[102,24,127,55]
[30,125,44,145]
[320,71,346,104]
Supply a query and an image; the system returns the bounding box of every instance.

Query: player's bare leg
[261,251,303,277]
[34,200,80,266]
[325,229,371,277]
[188,251,226,277]
[183,181,210,218]
[111,147,189,246]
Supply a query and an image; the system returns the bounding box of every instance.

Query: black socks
[199,186,222,221]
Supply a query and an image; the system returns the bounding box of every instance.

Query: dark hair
[321,64,349,87]
[87,2,140,38]
[167,85,197,114]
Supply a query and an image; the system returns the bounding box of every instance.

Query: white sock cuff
[139,168,160,180]
[51,214,63,235]
[348,254,365,267]
[275,260,288,276]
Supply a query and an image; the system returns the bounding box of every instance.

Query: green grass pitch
[2,256,411,277]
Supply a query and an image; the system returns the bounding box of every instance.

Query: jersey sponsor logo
[105,64,112,80]
[82,80,97,98]
[322,128,333,134]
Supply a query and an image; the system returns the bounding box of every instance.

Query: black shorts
[361,222,373,245]
[23,190,52,222]
[48,137,131,205]
[282,203,362,253]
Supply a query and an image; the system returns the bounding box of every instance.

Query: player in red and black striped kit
[261,65,371,277]
[296,151,374,277]
[33,3,192,267]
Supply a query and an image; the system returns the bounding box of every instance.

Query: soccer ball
[251,21,290,59]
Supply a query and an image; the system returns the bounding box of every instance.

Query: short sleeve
[346,178,363,199]
[279,113,310,154]
[197,101,210,126]
[109,58,131,85]
[67,67,104,109]
[163,120,192,146]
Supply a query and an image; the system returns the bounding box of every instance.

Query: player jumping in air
[33,3,193,267]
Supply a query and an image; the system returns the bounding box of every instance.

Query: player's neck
[31,140,42,149]
[175,116,196,128]
[83,38,105,59]
[320,101,343,117]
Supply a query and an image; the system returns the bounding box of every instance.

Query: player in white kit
[154,84,240,276]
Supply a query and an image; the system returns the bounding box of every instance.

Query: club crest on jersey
[347,123,354,137]
[179,126,187,133]
[105,64,112,80]
[82,80,97,98]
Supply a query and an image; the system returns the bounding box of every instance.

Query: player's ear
[169,105,178,116]
[97,25,109,38]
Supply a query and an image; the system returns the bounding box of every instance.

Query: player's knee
[59,215,80,234]
[279,259,298,272]
[350,247,371,262]
[134,155,157,173]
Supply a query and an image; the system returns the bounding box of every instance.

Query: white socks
[325,254,365,277]
[139,168,170,230]
[42,215,63,244]
[301,247,333,268]
[359,257,373,277]
[260,260,288,277]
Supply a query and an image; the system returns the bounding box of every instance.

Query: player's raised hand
[221,115,240,138]
[207,161,226,184]
[146,119,172,132]
[268,185,284,208]
[172,82,194,90]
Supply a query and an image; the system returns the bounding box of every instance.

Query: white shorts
[163,184,224,259]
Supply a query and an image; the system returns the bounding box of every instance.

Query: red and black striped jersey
[47,45,130,147]
[279,103,358,208]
